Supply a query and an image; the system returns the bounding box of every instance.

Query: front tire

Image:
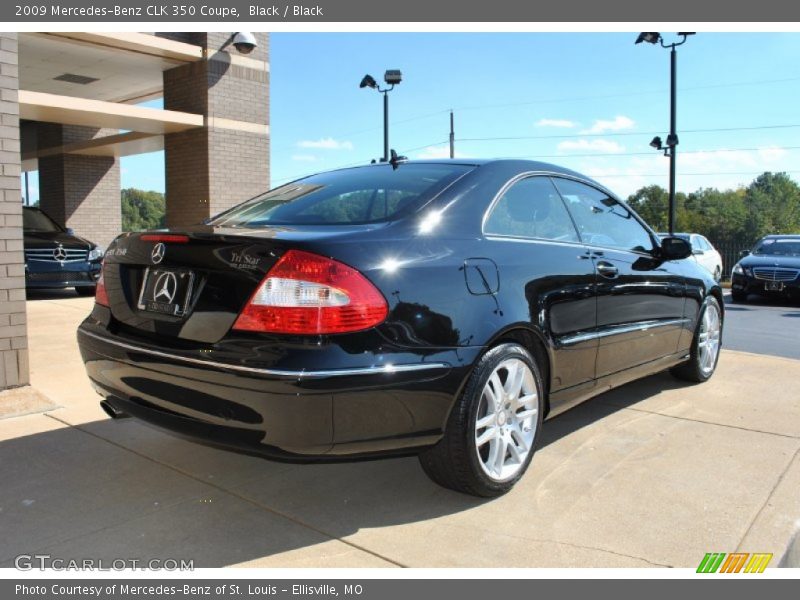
[671,295,723,383]
[419,343,545,497]
[731,290,747,303]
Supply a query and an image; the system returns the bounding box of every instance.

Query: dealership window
[484,176,580,242]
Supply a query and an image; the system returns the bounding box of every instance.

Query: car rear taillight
[233,250,388,335]
[95,262,109,307]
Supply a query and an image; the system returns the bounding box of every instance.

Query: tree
[121,188,165,231]
[743,172,800,239]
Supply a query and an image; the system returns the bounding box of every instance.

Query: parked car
[731,234,800,302]
[23,206,104,295]
[77,160,723,497]
[658,232,723,281]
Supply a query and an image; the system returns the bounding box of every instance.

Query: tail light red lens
[233,250,388,335]
[95,262,109,307]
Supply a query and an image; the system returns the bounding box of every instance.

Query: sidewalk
[1,294,798,568]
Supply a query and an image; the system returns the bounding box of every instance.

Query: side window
[484,176,579,243]
[552,178,655,253]
[700,237,713,251]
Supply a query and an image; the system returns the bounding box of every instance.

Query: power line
[587,170,800,179]
[270,74,800,155]
[271,139,449,185]
[456,123,800,143]
[451,76,800,113]
[494,145,800,161]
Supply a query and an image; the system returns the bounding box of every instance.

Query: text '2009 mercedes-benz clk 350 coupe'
[77,160,723,497]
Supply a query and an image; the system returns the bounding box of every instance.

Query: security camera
[232,32,257,54]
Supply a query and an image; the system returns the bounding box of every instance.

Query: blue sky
[24,33,800,203]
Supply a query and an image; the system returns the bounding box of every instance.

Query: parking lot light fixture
[359,70,402,162]
[637,32,695,234]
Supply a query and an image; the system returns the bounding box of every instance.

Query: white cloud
[582,115,635,134]
[557,139,625,154]
[535,118,578,128]
[415,145,469,159]
[291,154,318,162]
[296,137,354,151]
[567,145,794,198]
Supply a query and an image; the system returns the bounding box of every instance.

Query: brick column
[163,33,270,226]
[0,33,29,390]
[37,124,121,248]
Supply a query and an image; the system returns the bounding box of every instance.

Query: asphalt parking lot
[723,292,800,360]
[0,292,798,568]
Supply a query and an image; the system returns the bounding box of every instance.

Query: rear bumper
[77,321,477,459]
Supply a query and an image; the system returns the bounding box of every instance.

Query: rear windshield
[23,208,62,233]
[210,164,474,227]
[753,238,800,256]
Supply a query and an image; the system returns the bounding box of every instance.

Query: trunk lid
[102,223,388,343]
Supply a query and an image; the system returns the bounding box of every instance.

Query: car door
[552,177,687,379]
[691,234,712,274]
[483,175,598,394]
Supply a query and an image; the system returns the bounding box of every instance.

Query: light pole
[360,70,402,162]
[636,32,695,235]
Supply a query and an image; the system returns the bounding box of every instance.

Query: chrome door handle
[596,261,618,278]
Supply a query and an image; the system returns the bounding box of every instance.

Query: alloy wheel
[474,358,539,482]
[698,302,721,375]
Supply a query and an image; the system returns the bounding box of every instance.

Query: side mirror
[65,227,75,236]
[660,236,692,260]
[739,249,751,257]
[692,248,704,255]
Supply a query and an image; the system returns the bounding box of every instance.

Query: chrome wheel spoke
[476,413,495,430]
[476,426,498,447]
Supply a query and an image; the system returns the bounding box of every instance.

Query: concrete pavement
[1,293,798,568]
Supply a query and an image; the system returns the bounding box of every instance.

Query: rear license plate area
[137,267,195,316]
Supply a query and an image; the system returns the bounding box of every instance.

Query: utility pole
[449,110,455,159]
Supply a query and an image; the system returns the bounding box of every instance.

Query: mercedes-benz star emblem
[151,243,166,264]
[53,246,67,261]
[153,272,178,304]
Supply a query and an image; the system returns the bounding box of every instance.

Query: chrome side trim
[78,329,450,379]
[559,318,691,347]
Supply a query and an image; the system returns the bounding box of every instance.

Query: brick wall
[38,124,122,248]
[0,33,29,390]
[164,33,270,226]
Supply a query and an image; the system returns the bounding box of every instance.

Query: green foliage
[121,188,165,232]
[627,172,800,243]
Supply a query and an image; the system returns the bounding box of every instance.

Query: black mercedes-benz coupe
[24,206,104,295]
[730,234,800,302]
[77,159,723,496]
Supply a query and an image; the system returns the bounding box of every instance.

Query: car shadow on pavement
[0,368,694,567]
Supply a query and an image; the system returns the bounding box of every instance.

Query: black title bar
[3,0,800,22]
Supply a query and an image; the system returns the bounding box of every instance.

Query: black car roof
[334,158,613,195]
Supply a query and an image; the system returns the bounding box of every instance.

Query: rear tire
[671,296,723,383]
[713,266,721,282]
[419,343,545,497]
[75,286,96,297]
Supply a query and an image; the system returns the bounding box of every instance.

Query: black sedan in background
[731,234,800,302]
[23,206,103,295]
[77,160,723,496]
